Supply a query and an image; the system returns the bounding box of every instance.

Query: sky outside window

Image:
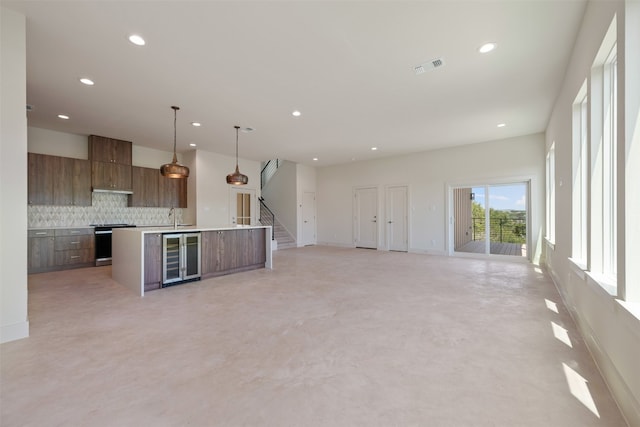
[473,184,527,211]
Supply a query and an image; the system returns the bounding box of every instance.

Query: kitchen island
[112,225,272,296]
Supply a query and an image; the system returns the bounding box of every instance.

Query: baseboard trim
[1,320,29,344]
[544,264,640,427]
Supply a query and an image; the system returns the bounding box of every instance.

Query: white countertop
[115,224,271,234]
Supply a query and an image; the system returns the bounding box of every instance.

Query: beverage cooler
[162,233,201,286]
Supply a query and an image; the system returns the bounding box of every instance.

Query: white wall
[1,7,29,343]
[27,126,180,167]
[28,127,87,159]
[544,1,640,425]
[193,149,261,227]
[317,133,544,260]
[261,160,298,238]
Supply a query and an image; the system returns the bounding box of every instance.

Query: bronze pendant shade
[226,125,248,185]
[160,106,190,178]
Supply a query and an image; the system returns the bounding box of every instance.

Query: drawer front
[54,235,94,251]
[55,248,94,265]
[55,228,94,237]
[28,229,54,238]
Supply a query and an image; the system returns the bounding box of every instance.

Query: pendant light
[160,106,190,178]
[226,125,248,185]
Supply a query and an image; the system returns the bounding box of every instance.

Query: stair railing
[261,159,280,189]
[258,197,275,240]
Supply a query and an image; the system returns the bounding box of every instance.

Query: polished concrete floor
[1,246,627,426]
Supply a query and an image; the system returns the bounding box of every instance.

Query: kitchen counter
[112,225,273,296]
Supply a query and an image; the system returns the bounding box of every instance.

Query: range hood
[92,188,133,194]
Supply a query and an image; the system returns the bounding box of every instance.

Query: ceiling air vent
[414,57,445,75]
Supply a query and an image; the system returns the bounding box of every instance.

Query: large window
[590,18,617,286]
[546,142,556,244]
[585,16,617,290]
[571,82,588,265]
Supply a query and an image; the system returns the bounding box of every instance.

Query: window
[546,142,556,244]
[602,46,617,279]
[571,82,588,264]
[589,16,617,287]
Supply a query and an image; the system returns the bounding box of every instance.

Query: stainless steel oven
[92,224,136,266]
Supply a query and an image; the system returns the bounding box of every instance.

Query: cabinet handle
[71,241,80,244]
[35,232,47,235]
[70,255,80,259]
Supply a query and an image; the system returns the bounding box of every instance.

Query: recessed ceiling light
[497,123,506,128]
[191,122,201,127]
[57,114,70,120]
[190,143,197,147]
[371,147,378,151]
[313,157,318,161]
[128,34,146,46]
[479,43,497,53]
[79,78,94,86]
[241,127,254,133]
[292,110,301,117]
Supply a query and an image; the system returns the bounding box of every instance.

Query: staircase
[273,221,296,250]
[259,196,296,250]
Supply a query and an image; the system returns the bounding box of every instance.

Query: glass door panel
[488,184,527,257]
[163,234,181,283]
[453,187,485,254]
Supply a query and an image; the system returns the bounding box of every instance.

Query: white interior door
[354,187,378,249]
[229,188,256,225]
[386,185,408,251]
[302,191,316,246]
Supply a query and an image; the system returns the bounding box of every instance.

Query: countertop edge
[115,225,271,233]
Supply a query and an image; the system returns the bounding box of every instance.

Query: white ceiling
[5,0,586,167]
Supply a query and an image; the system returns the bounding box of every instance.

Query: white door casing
[354,187,378,249]
[302,191,316,246]
[386,185,408,251]
[229,187,256,225]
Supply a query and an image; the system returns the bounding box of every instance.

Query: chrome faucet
[169,207,178,229]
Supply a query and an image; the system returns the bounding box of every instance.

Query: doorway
[230,187,256,225]
[385,185,408,252]
[301,191,316,246]
[354,187,378,249]
[451,182,528,258]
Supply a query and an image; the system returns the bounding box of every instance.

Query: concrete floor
[1,246,627,426]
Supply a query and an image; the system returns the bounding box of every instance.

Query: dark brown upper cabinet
[89,135,133,192]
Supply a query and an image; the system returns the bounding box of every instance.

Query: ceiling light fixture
[479,42,497,53]
[160,106,190,179]
[497,123,506,128]
[313,157,318,161]
[371,147,378,151]
[292,110,301,117]
[190,143,197,147]
[191,122,201,127]
[128,34,146,46]
[57,114,70,120]
[226,125,248,185]
[79,78,94,86]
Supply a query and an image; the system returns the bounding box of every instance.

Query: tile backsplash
[28,192,183,227]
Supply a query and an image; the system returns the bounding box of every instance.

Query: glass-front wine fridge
[162,233,201,286]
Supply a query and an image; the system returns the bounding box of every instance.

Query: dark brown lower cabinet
[28,228,94,273]
[144,233,162,291]
[28,230,55,273]
[200,228,267,279]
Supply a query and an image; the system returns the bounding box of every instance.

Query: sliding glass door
[453,182,528,257]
